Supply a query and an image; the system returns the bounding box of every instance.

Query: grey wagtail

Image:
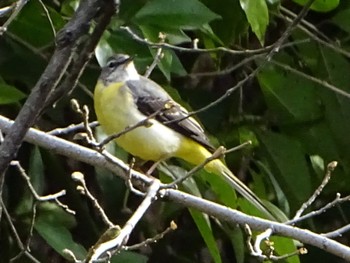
[94,54,274,219]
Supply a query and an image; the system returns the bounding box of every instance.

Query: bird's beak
[125,56,134,65]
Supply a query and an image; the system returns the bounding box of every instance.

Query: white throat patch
[125,62,140,80]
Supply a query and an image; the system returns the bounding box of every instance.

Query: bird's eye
[107,60,117,68]
[106,55,131,69]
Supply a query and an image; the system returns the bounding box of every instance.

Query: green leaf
[257,61,322,125]
[331,8,350,33]
[201,0,248,45]
[158,164,222,263]
[256,131,312,212]
[201,169,238,209]
[254,161,290,215]
[295,123,340,159]
[189,209,222,263]
[134,0,221,29]
[225,226,245,263]
[156,49,187,80]
[200,23,225,47]
[28,147,45,195]
[140,24,192,45]
[107,28,150,59]
[296,35,350,173]
[138,25,187,79]
[111,251,148,263]
[95,31,115,67]
[0,83,26,104]
[239,0,269,44]
[15,147,45,215]
[0,39,47,87]
[9,0,65,47]
[310,155,325,178]
[61,0,80,16]
[270,236,301,263]
[290,32,350,184]
[35,203,86,260]
[292,0,339,12]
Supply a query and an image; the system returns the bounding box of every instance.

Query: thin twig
[1,115,350,260]
[323,224,350,239]
[280,6,332,42]
[293,161,338,220]
[72,171,114,228]
[166,0,316,124]
[87,179,161,262]
[10,160,67,202]
[0,198,41,263]
[127,221,177,250]
[244,225,305,261]
[73,99,172,152]
[126,158,146,196]
[10,160,73,216]
[48,121,99,136]
[23,203,37,255]
[164,146,226,188]
[266,0,317,61]
[117,1,317,134]
[162,142,251,188]
[254,228,273,256]
[43,0,118,109]
[97,104,170,148]
[163,188,350,260]
[224,141,252,154]
[286,193,350,225]
[165,70,256,124]
[189,54,264,77]
[37,0,56,38]
[71,100,96,143]
[122,26,302,56]
[0,0,29,35]
[269,60,350,99]
[144,32,165,78]
[278,8,350,60]
[0,0,106,186]
[7,31,49,59]
[188,39,309,78]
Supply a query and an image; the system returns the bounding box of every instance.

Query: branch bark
[0,115,350,260]
[0,0,112,181]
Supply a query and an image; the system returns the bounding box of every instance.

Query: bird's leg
[146,159,164,175]
[125,157,147,196]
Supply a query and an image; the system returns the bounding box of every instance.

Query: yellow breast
[94,81,183,161]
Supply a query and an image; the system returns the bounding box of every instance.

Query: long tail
[206,159,276,220]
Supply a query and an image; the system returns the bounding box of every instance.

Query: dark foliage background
[1,0,349,262]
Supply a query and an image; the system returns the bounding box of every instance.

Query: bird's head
[99,54,139,85]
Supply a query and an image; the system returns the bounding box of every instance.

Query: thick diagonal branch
[0,0,110,180]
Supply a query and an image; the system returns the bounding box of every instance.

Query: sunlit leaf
[0,83,26,104]
[134,0,221,29]
[239,0,268,44]
[293,0,339,12]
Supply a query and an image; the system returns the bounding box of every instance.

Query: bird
[94,54,275,219]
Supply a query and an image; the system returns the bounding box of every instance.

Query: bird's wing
[127,77,215,152]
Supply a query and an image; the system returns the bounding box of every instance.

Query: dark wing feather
[127,78,215,152]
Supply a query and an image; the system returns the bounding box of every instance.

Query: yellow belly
[94,81,184,161]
